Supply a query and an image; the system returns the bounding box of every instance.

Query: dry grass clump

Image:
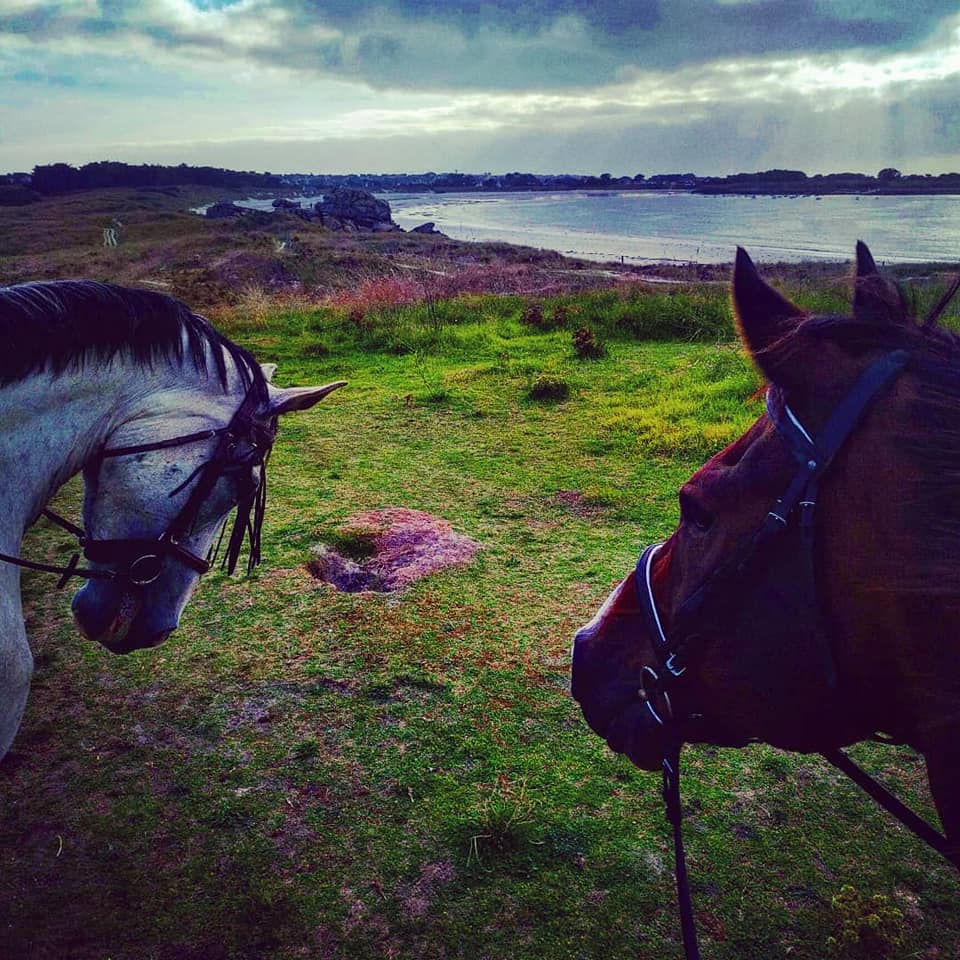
[527,373,570,401]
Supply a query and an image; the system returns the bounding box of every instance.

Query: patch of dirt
[309,508,482,593]
[398,861,456,919]
[552,489,606,518]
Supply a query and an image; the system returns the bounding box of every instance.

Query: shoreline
[2,185,957,308]
[236,190,960,268]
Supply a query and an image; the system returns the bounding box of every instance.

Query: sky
[2,0,960,176]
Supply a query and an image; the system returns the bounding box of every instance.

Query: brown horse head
[571,243,960,860]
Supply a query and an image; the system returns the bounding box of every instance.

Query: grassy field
[2,194,960,959]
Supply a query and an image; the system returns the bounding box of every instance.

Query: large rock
[205,201,247,219]
[272,198,302,210]
[315,187,397,231]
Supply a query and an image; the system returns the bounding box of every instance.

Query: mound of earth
[309,508,482,593]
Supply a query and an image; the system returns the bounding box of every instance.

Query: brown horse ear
[853,240,907,325]
[855,239,879,276]
[732,247,804,382]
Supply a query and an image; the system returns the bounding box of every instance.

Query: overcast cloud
[1,0,958,174]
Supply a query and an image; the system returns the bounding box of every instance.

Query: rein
[635,349,953,960]
[0,386,275,589]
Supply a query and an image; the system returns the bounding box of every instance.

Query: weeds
[233,283,273,327]
[527,372,570,401]
[572,326,606,359]
[827,885,906,957]
[464,779,540,866]
[520,300,547,330]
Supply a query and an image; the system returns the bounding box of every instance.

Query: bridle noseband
[630,350,953,959]
[2,385,276,590]
[636,349,912,734]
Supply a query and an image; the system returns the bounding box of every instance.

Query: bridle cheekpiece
[2,385,276,589]
[627,349,959,960]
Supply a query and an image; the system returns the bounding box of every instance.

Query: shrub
[520,301,546,329]
[234,284,271,327]
[572,326,605,359]
[347,306,371,330]
[527,373,570,401]
[462,779,540,865]
[827,885,906,958]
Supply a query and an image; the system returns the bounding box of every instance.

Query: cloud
[1,0,959,175]
[1,0,959,91]
[5,58,957,178]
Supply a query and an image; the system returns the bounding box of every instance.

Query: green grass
[3,287,958,960]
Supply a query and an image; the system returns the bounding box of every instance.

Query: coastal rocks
[411,221,445,235]
[203,188,409,233]
[315,187,400,232]
[205,200,247,219]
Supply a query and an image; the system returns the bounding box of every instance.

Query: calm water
[244,191,960,265]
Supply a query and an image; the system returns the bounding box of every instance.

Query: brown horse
[571,242,960,869]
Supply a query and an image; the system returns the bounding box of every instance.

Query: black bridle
[633,349,954,959]
[1,386,276,589]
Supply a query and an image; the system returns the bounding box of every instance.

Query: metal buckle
[128,553,162,586]
[639,665,673,726]
[665,653,686,677]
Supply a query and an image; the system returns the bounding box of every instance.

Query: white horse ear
[268,381,347,416]
[260,363,278,383]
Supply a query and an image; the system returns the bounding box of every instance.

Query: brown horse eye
[679,490,714,533]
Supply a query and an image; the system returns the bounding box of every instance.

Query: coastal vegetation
[2,188,959,958]
[7,162,960,207]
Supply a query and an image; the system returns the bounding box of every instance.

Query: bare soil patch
[309,508,482,593]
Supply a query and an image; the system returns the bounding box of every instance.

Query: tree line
[23,162,282,195]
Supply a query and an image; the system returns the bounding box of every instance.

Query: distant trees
[502,172,543,190]
[754,169,808,181]
[19,162,960,200]
[30,161,282,195]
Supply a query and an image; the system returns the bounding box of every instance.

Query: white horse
[0,280,344,760]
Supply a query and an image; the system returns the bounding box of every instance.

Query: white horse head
[0,280,343,754]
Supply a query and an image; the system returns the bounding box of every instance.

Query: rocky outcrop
[205,201,247,219]
[411,221,444,235]
[272,198,302,210]
[314,187,399,232]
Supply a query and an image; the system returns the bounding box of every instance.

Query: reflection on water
[385,191,960,265]
[243,190,960,265]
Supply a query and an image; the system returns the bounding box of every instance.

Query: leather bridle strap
[99,427,225,459]
[662,740,701,960]
[823,749,952,858]
[632,349,960,959]
[0,386,269,588]
[81,385,269,579]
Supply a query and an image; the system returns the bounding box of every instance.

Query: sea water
[243,191,960,265]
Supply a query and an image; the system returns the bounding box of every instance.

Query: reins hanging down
[634,349,955,960]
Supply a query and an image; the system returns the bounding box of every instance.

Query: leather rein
[633,350,954,960]
[0,386,276,589]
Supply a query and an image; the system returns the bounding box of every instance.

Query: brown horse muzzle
[571,577,669,771]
